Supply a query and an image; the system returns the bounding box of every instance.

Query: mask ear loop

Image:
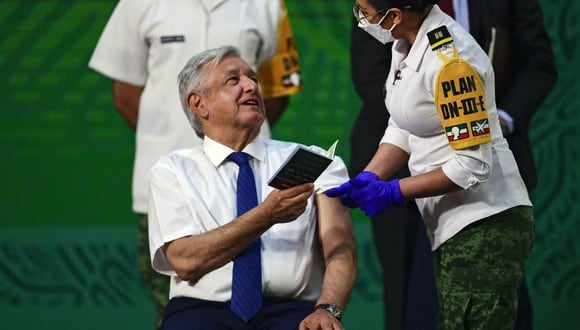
[377,10,389,25]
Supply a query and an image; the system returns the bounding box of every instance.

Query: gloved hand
[325,171,380,208]
[351,178,406,216]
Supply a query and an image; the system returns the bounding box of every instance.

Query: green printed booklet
[268,140,338,189]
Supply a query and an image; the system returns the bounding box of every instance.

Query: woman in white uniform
[327,0,535,328]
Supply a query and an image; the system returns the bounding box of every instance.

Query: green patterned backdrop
[0,0,578,329]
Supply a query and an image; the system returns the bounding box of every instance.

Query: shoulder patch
[427,26,453,50]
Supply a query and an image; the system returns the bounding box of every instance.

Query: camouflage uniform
[139,214,170,329]
[433,206,535,329]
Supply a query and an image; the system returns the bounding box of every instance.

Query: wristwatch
[315,303,342,321]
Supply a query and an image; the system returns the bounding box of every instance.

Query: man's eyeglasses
[352,4,387,23]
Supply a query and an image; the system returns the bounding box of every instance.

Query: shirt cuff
[441,154,489,190]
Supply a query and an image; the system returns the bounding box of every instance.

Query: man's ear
[187,92,209,118]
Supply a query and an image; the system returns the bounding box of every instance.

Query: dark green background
[1,0,578,329]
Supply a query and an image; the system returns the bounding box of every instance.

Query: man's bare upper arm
[112,80,144,131]
[314,193,355,257]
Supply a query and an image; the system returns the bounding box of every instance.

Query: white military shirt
[89,0,293,213]
[381,5,531,250]
[148,136,349,301]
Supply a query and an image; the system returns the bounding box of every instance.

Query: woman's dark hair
[368,0,439,12]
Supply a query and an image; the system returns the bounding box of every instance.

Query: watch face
[328,305,340,316]
[317,304,342,319]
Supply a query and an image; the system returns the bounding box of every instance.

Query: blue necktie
[227,152,262,322]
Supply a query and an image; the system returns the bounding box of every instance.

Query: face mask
[358,10,397,44]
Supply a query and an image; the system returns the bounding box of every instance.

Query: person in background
[88,1,302,328]
[348,0,556,328]
[330,0,535,328]
[148,45,357,329]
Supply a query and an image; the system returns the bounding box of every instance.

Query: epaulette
[427,26,453,50]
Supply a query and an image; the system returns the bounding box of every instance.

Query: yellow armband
[257,0,302,99]
[435,46,491,150]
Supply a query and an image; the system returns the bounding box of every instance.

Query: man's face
[200,56,265,137]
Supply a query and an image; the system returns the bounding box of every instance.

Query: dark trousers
[515,282,534,330]
[161,296,316,330]
[371,203,438,330]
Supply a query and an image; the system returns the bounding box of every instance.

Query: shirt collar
[200,0,228,11]
[393,5,448,72]
[203,136,267,167]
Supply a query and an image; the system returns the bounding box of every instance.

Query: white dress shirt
[381,6,531,250]
[88,0,286,213]
[148,136,349,302]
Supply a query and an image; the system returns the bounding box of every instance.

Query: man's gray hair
[177,46,242,137]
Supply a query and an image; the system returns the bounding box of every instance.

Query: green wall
[1,0,578,329]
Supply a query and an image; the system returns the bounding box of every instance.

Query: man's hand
[299,309,344,330]
[260,183,314,224]
[351,178,406,216]
[324,171,380,208]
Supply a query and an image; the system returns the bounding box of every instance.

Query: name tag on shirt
[160,35,185,43]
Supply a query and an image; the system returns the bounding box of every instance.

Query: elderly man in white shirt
[148,45,357,330]
[88,1,303,327]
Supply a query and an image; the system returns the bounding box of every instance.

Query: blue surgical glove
[325,171,380,208]
[351,178,406,216]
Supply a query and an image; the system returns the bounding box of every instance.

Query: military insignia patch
[427,26,453,50]
[445,124,470,142]
[435,46,491,149]
[282,72,302,87]
[470,119,490,136]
